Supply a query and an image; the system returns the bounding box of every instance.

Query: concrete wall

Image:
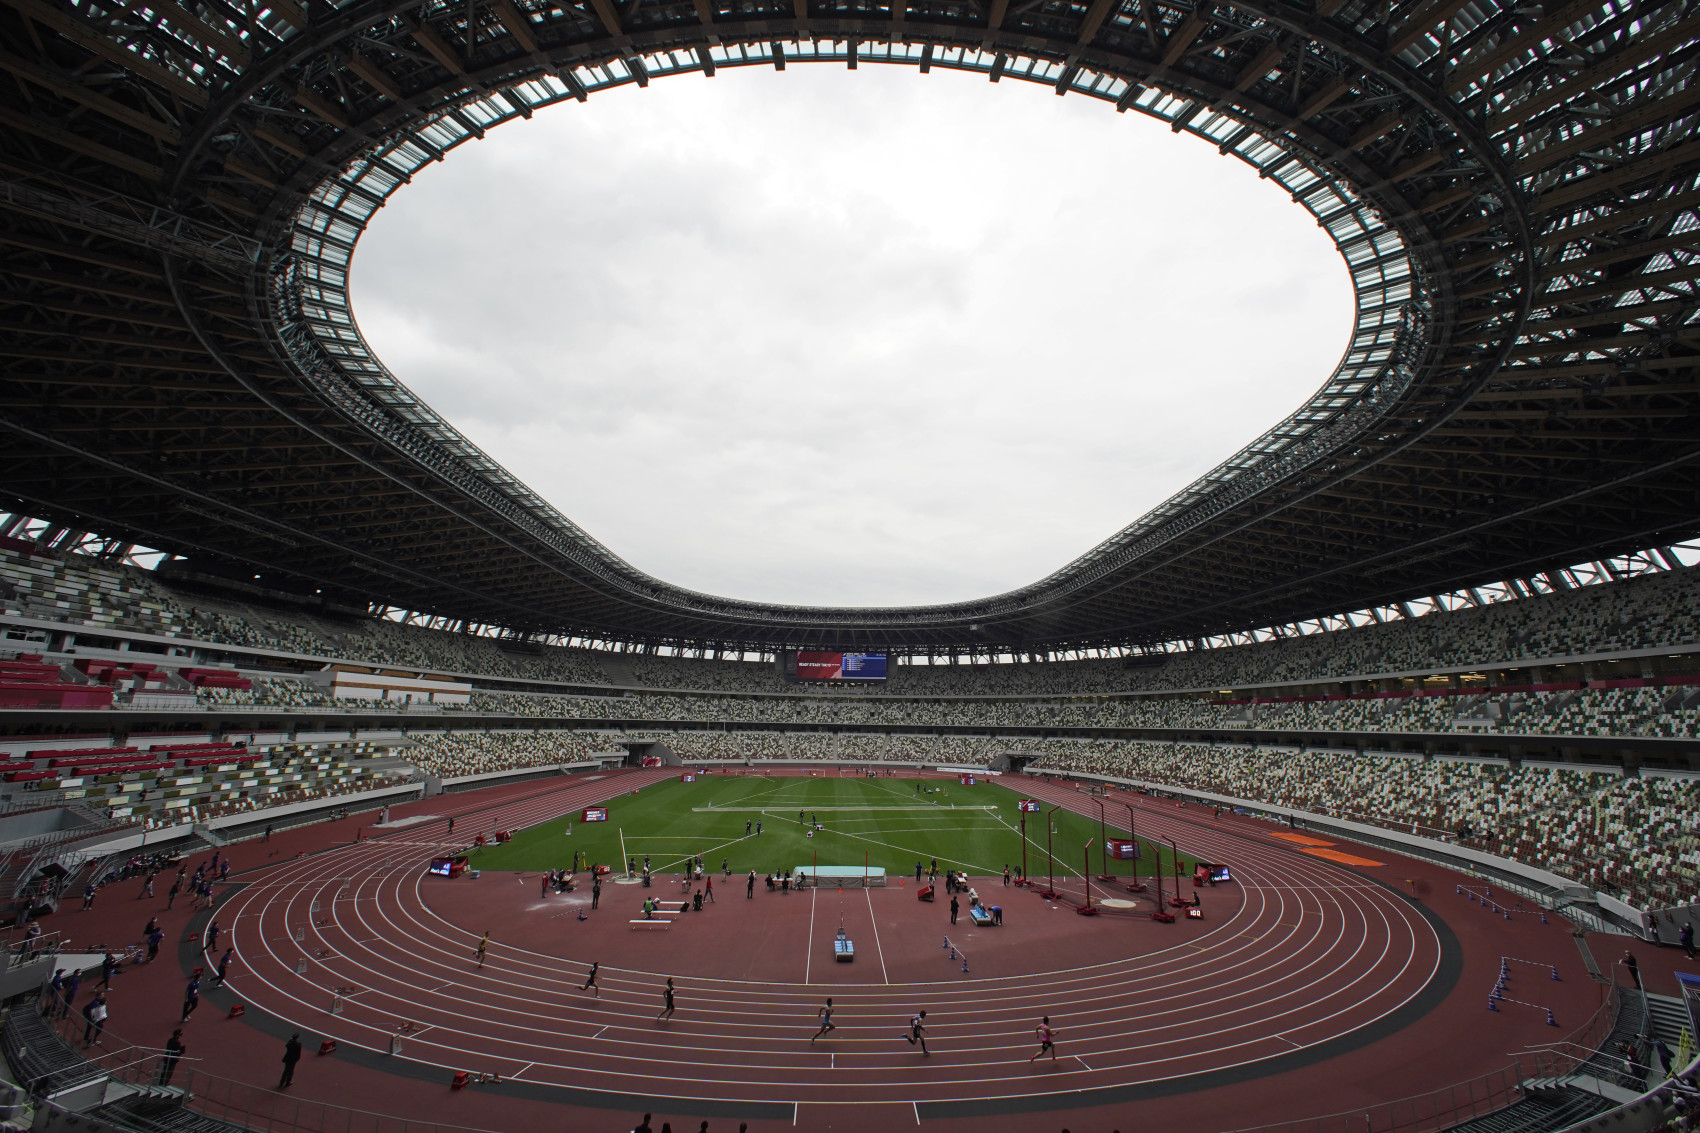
[0,808,97,849]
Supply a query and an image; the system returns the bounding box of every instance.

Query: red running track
[208,769,1447,1113]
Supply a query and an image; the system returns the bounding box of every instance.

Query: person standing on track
[592,876,602,910]
[1029,1016,1057,1061]
[82,990,108,1046]
[904,1010,929,1055]
[59,969,80,1019]
[473,931,489,969]
[581,962,600,997]
[950,894,959,925]
[704,876,715,903]
[811,998,836,1043]
[180,975,200,1022]
[159,1029,184,1085]
[656,978,676,1023]
[747,870,756,898]
[278,1033,302,1088]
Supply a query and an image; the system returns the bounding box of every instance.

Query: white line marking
[1074,1054,1092,1071]
[805,887,817,984]
[686,799,992,806]
[912,1101,921,1125]
[865,888,890,985]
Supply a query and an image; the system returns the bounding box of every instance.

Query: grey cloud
[353,65,1352,607]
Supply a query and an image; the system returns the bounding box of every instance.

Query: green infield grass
[469,773,1196,884]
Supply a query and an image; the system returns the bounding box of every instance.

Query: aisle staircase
[597,655,639,687]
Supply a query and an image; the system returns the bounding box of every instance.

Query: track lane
[211,770,1444,1105]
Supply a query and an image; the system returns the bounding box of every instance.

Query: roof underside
[0,0,1696,651]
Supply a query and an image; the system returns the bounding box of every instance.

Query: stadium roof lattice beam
[0,0,1697,653]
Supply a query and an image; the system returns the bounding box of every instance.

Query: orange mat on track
[1268,832,1337,848]
[1300,847,1386,867]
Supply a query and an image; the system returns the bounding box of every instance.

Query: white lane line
[865,888,890,984]
[1273,1034,1303,1049]
[222,773,1442,1101]
[912,1101,921,1125]
[1074,1054,1092,1071]
[513,1061,534,1078]
[805,887,818,984]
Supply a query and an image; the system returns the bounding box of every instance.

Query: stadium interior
[1,0,1699,1126]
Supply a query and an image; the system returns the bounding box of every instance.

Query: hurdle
[1486,955,1560,1025]
[940,935,971,974]
[1458,884,1551,924]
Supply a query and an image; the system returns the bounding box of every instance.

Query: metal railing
[0,977,1633,1133]
[1218,997,1623,1133]
[29,1006,503,1133]
[5,929,63,970]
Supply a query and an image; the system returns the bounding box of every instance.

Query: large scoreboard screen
[796,652,888,681]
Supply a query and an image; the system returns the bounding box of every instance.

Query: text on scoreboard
[581,807,608,822]
[1016,799,1042,813]
[796,651,887,681]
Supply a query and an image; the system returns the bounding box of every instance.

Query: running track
[210,770,1450,1114]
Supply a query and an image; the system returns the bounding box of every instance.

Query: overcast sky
[353,65,1353,608]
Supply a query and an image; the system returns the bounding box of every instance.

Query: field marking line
[703,777,791,810]
[650,831,750,874]
[1272,1034,1303,1049]
[992,813,1085,881]
[1074,1054,1092,1071]
[690,806,997,813]
[865,887,890,984]
[805,887,817,985]
[824,826,1002,876]
[795,1102,800,1127]
[513,1061,535,1078]
[912,1101,921,1125]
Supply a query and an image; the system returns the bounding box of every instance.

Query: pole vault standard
[1170,838,1185,909]
[1151,835,1175,923]
[1121,801,1147,893]
[1019,811,1029,884]
[1039,805,1061,900]
[1082,840,1095,909]
[1094,798,1114,882]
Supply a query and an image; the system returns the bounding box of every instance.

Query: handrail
[4,971,1638,1133]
